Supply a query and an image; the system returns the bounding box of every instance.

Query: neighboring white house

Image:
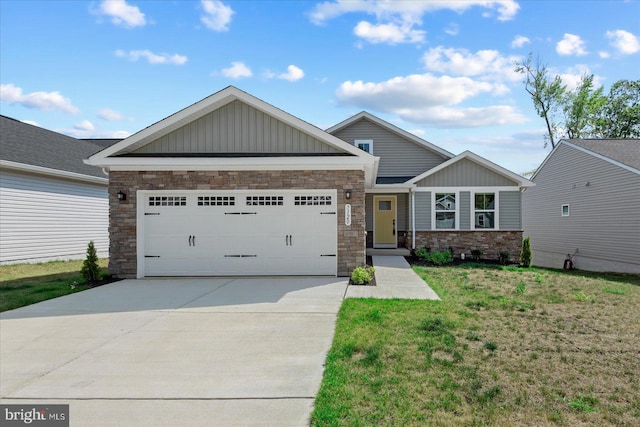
[523,139,640,274]
[0,115,119,264]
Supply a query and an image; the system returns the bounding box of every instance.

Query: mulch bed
[404,255,518,268]
[348,255,377,286]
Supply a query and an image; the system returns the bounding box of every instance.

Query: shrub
[471,249,483,261]
[499,250,510,265]
[81,240,100,282]
[415,246,431,260]
[351,266,375,285]
[428,249,454,266]
[520,237,532,268]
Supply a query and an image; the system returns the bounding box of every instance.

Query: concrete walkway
[345,256,440,300]
[1,277,347,427]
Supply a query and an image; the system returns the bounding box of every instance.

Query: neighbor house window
[354,139,373,154]
[435,193,456,229]
[474,193,495,229]
[562,204,570,216]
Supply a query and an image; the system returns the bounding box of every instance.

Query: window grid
[294,195,332,206]
[435,193,456,230]
[198,196,235,206]
[246,196,283,206]
[474,193,495,229]
[149,196,187,207]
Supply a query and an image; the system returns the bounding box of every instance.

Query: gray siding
[365,193,408,231]
[331,118,447,178]
[133,100,342,154]
[523,143,640,273]
[499,191,522,230]
[417,158,519,187]
[415,192,431,230]
[0,169,109,264]
[459,192,471,230]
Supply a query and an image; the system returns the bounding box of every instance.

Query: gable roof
[326,111,454,159]
[407,151,534,188]
[0,115,110,182]
[565,139,640,172]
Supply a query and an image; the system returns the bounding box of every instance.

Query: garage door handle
[321,254,336,257]
[188,235,192,246]
[321,212,336,215]
[192,236,196,246]
[290,235,293,246]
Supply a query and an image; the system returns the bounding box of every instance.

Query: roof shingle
[567,139,640,171]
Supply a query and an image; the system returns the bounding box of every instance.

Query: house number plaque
[345,204,352,226]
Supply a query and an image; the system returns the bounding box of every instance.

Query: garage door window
[198,196,235,206]
[246,195,283,206]
[295,195,332,206]
[149,196,186,206]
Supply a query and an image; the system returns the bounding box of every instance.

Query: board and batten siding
[131,100,342,155]
[414,192,431,230]
[417,158,519,187]
[365,193,408,231]
[459,192,471,230]
[331,118,448,178]
[0,169,108,264]
[523,143,640,273]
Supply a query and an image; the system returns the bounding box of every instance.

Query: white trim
[411,189,416,250]
[136,190,146,279]
[432,191,459,231]
[470,191,499,231]
[366,185,412,194]
[409,151,534,188]
[414,186,520,193]
[327,111,454,159]
[0,160,108,185]
[373,195,397,248]
[561,204,570,217]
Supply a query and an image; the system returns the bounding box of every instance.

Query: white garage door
[141,190,337,276]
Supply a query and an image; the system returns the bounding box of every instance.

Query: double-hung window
[474,193,495,229]
[435,193,456,229]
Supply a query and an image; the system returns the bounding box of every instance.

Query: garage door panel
[143,191,337,276]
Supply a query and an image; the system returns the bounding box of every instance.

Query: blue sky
[1,0,638,174]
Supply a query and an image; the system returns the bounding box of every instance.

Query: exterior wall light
[345,190,352,200]
[117,190,127,201]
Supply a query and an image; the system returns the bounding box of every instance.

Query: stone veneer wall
[407,230,523,262]
[108,170,365,278]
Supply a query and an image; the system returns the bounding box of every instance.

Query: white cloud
[335,73,525,127]
[606,29,640,55]
[74,120,95,132]
[98,108,124,121]
[220,61,253,79]
[278,65,305,82]
[354,21,425,44]
[444,23,459,36]
[58,126,131,139]
[599,51,610,59]
[95,0,146,28]
[555,65,603,91]
[556,33,588,56]
[511,35,530,48]
[0,83,79,114]
[115,49,188,65]
[310,0,519,25]
[21,120,40,127]
[201,0,234,32]
[422,46,522,83]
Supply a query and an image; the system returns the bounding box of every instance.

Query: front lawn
[312,264,640,426]
[0,259,109,312]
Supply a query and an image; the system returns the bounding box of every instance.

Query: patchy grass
[0,259,109,312]
[312,265,640,426]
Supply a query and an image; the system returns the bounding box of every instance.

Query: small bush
[471,249,483,261]
[80,240,100,282]
[520,237,532,268]
[499,250,510,265]
[415,246,431,260]
[427,249,454,266]
[351,266,375,285]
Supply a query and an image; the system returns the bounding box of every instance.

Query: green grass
[0,259,109,312]
[312,264,640,426]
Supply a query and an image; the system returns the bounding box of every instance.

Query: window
[378,200,392,211]
[148,196,186,207]
[198,196,235,206]
[246,195,283,206]
[435,193,456,229]
[474,193,495,229]
[562,204,570,216]
[354,139,373,154]
[294,195,332,206]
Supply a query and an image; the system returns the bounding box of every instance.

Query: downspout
[411,187,416,250]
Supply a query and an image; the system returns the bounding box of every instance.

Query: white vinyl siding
[0,169,108,264]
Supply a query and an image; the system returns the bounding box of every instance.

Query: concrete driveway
[0,277,348,426]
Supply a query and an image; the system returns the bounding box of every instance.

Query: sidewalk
[345,256,440,300]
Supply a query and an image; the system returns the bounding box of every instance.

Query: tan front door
[373,195,397,248]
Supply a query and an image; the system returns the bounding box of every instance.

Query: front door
[373,195,397,248]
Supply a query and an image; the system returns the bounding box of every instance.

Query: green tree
[563,74,606,139]
[520,237,532,268]
[515,53,567,149]
[594,79,640,138]
[81,240,100,282]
